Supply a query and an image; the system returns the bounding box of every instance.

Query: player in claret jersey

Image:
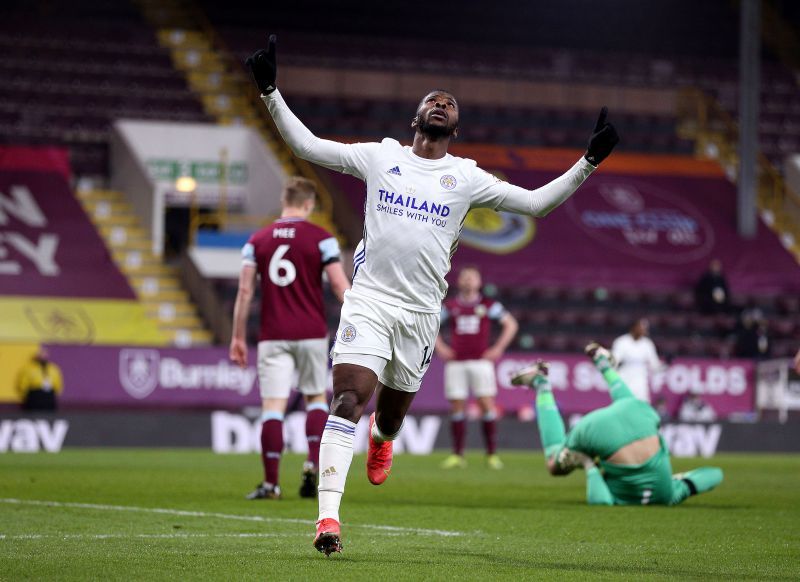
[435,266,518,470]
[230,177,350,501]
[245,35,619,555]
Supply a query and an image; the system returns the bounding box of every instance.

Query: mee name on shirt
[242,218,340,341]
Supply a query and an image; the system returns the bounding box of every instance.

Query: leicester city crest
[340,325,357,343]
[440,175,457,190]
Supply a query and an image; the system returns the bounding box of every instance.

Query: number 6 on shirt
[269,244,297,287]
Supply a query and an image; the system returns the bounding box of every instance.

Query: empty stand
[0,1,211,177]
[496,284,799,359]
[280,96,694,154]
[207,0,798,169]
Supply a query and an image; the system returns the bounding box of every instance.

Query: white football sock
[317,415,356,523]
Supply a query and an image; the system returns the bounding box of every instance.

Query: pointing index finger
[267,34,276,58]
[594,106,608,133]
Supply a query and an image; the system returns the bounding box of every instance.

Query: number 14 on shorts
[420,346,433,370]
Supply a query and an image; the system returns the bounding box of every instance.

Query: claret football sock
[450,412,466,456]
[261,411,284,486]
[317,415,356,522]
[305,402,329,469]
[482,412,497,456]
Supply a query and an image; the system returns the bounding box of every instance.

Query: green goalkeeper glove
[245,34,277,95]
[584,107,619,166]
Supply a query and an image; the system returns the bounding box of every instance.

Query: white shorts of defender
[331,290,440,393]
[444,359,498,400]
[257,337,329,399]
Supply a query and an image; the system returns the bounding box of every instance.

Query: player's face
[458,268,481,293]
[634,318,650,336]
[412,91,459,139]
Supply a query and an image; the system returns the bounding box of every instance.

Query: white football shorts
[257,337,329,399]
[331,290,440,393]
[444,359,498,400]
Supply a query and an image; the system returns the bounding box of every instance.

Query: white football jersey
[264,90,595,313]
[611,333,661,403]
[345,138,523,311]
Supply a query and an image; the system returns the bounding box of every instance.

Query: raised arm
[263,90,374,175]
[472,108,619,217]
[500,158,596,217]
[247,35,377,178]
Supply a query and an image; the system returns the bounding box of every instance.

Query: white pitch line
[1,533,305,540]
[0,532,421,540]
[0,498,467,538]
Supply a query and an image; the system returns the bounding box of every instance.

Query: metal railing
[677,87,799,256]
[143,0,342,244]
[188,3,338,220]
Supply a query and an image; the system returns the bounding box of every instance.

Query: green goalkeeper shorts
[597,438,676,505]
[564,397,676,505]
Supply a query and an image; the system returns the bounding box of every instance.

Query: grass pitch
[0,450,798,580]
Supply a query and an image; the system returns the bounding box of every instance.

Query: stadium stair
[134,0,342,240]
[77,188,213,346]
[678,89,800,264]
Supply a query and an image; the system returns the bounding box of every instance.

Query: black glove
[584,107,619,166]
[245,34,277,95]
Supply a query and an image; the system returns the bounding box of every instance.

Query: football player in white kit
[611,317,663,403]
[246,35,619,556]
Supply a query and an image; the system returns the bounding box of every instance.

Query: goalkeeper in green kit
[511,343,723,505]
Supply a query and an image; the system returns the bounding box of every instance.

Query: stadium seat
[0,8,211,177]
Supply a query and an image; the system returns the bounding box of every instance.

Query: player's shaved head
[282,176,317,208]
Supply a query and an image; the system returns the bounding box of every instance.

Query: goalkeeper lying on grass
[511,343,723,506]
